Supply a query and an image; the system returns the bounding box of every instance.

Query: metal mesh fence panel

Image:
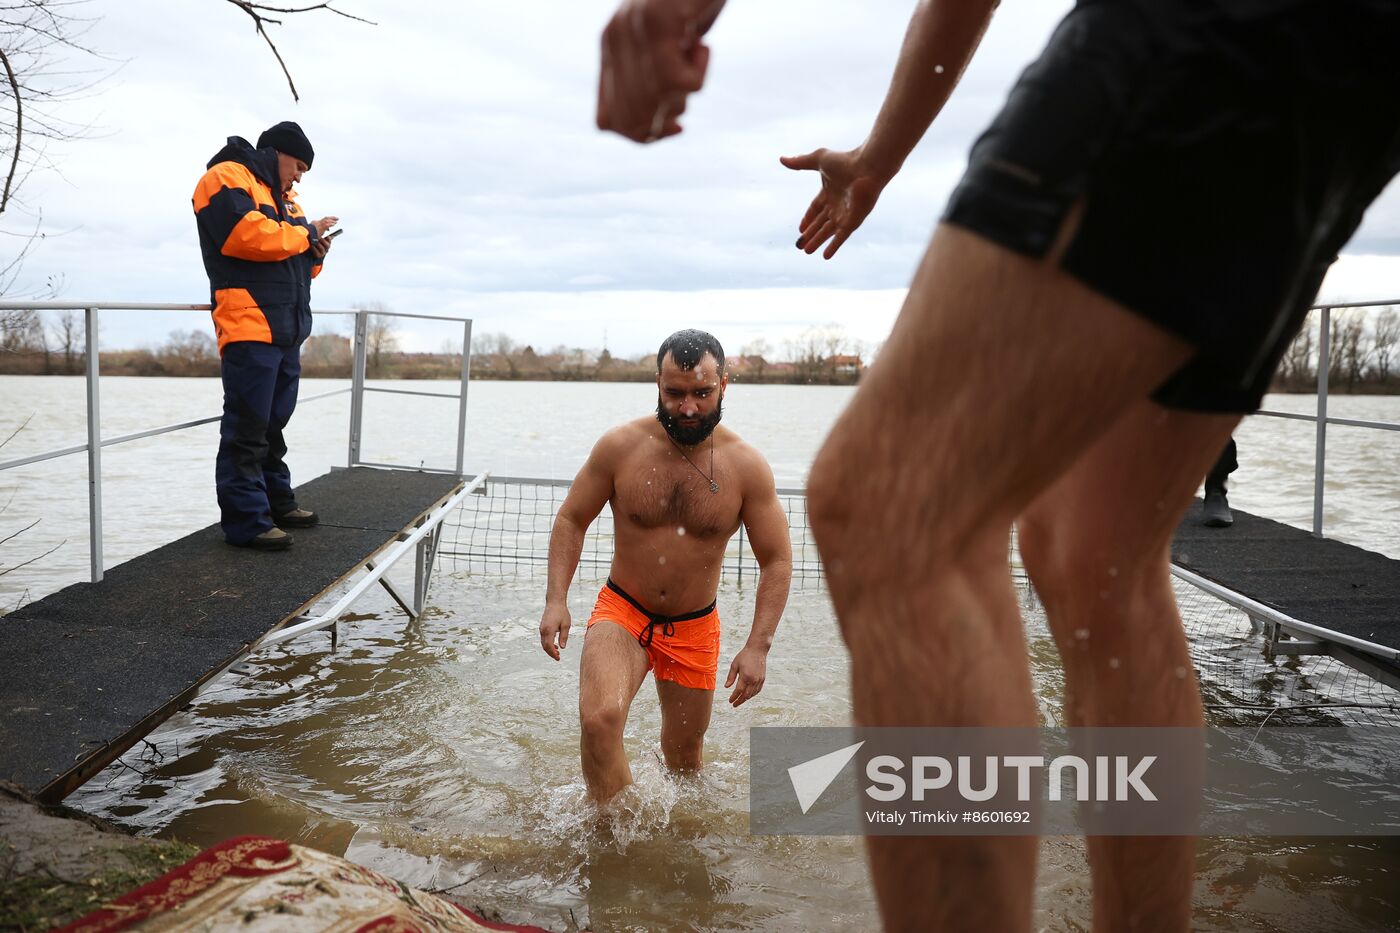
[439,476,823,586]
[1172,576,1400,727]
[440,477,1400,724]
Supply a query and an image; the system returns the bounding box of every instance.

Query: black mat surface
[1173,498,1400,654]
[0,467,461,800]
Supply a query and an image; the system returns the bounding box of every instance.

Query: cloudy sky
[8,0,1400,357]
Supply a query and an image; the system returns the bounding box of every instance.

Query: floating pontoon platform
[0,467,470,802]
[1173,499,1400,689]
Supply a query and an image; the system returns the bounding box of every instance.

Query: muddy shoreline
[0,783,556,931]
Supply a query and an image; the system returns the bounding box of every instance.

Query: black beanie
[257,121,315,168]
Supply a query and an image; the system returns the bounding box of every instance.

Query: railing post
[736,522,745,585]
[348,308,368,467]
[414,533,429,618]
[456,320,472,476]
[84,306,104,582]
[1313,306,1331,537]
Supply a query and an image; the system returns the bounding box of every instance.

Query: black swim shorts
[943,0,1400,413]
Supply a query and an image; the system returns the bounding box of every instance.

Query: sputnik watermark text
[752,727,1400,836]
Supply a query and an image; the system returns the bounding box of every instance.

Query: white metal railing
[3,296,1396,568]
[257,471,488,650]
[346,306,473,476]
[0,300,473,582]
[1254,298,1400,537]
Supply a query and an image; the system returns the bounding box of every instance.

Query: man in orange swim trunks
[539,329,793,804]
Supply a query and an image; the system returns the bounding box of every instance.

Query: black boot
[1203,486,1233,527]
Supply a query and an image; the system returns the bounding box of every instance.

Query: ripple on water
[23,384,1400,930]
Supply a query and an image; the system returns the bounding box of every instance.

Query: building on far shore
[829,354,863,376]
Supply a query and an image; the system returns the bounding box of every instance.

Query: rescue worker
[192,121,336,550]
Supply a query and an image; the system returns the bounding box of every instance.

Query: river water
[3,376,1400,931]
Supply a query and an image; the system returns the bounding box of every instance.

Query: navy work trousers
[1205,437,1239,494]
[216,341,301,544]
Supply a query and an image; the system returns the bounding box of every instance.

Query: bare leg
[578,622,650,803]
[1018,402,1239,932]
[655,679,715,772]
[807,224,1195,932]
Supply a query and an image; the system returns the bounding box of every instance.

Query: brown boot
[273,508,318,529]
[236,527,294,550]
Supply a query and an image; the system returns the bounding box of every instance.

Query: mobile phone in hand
[325,228,343,239]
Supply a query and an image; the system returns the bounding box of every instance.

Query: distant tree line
[469,325,876,385]
[0,310,879,384]
[17,306,1398,390]
[1,308,94,374]
[1273,307,1400,394]
[0,304,406,378]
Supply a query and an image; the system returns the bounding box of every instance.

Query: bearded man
[539,329,792,803]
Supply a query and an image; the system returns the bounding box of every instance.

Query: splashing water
[529,756,683,857]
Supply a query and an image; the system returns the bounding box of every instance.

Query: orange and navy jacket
[192,137,324,354]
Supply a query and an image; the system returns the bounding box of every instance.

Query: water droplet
[658,556,667,565]
[1107,567,1119,577]
[676,527,686,536]
[1108,657,1120,669]
[1175,666,1188,679]
[1074,628,1090,641]
[934,64,945,74]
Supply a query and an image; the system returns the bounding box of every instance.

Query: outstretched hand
[780,148,888,260]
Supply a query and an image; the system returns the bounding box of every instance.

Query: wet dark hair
[656,329,725,373]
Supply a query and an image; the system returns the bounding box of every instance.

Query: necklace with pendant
[671,435,719,493]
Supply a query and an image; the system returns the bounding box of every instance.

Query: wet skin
[540,351,792,802]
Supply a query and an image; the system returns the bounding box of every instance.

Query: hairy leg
[655,678,715,771]
[807,224,1195,932]
[578,622,650,803]
[1018,402,1239,932]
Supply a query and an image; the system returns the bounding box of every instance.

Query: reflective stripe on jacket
[192,136,324,353]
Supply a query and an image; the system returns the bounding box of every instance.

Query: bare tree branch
[0,517,40,548]
[1,0,372,295]
[1,1,109,296]
[0,412,32,449]
[0,537,63,576]
[255,10,298,101]
[0,46,20,213]
[224,0,375,26]
[222,0,376,102]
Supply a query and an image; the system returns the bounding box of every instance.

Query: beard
[656,396,723,446]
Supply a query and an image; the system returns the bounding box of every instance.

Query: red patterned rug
[54,836,563,932]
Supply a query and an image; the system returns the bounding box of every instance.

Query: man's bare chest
[613,456,739,538]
